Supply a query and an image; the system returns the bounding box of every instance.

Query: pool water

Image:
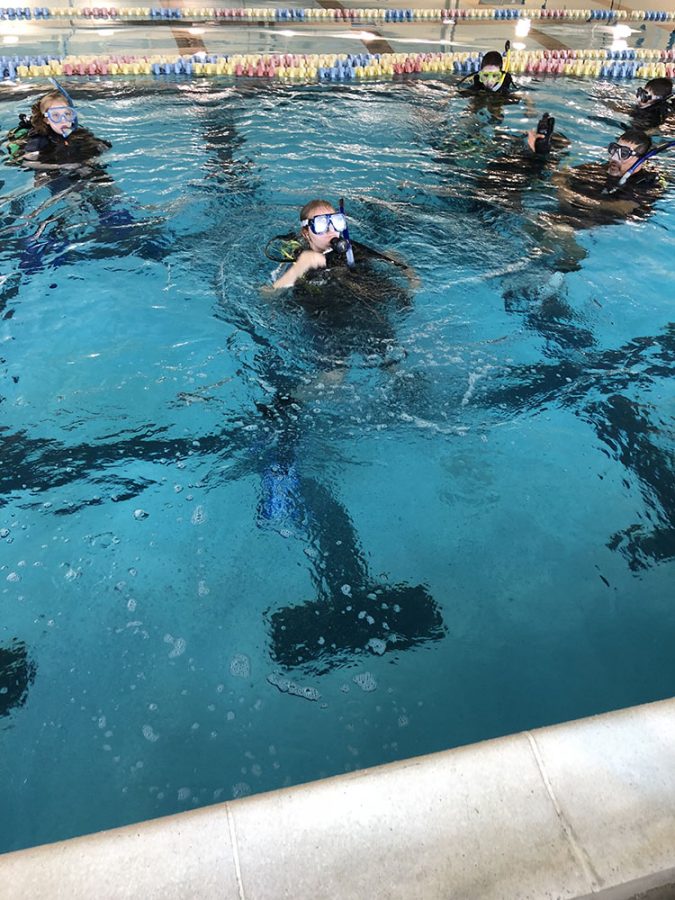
[1,76,674,853]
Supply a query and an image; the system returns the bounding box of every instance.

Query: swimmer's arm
[272,250,326,290]
[22,156,86,172]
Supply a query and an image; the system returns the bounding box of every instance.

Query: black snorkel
[604,139,675,194]
[337,197,355,268]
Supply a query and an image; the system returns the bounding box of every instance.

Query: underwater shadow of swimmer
[264,475,446,676]
[0,640,36,719]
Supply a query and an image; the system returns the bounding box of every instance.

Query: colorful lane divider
[0,6,673,22]
[2,49,675,80]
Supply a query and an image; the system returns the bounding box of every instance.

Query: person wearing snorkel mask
[270,199,415,293]
[471,51,515,97]
[21,89,110,171]
[531,126,668,228]
[631,78,674,131]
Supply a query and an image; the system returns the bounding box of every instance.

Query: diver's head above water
[607,129,652,179]
[478,51,506,92]
[634,77,673,110]
[31,90,78,140]
[271,198,353,290]
[299,199,347,253]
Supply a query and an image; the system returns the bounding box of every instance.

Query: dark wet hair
[644,77,673,100]
[619,128,653,157]
[480,51,503,70]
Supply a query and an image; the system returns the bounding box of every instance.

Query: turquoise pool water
[1,76,674,852]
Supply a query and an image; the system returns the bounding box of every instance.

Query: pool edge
[3,695,675,899]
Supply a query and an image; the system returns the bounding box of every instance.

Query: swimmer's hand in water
[272,249,326,290]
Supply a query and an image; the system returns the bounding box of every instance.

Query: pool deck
[2,695,675,899]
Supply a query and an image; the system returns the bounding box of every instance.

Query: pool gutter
[2,696,675,899]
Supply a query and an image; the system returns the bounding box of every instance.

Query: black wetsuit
[630,99,674,131]
[23,126,111,165]
[559,162,665,227]
[274,235,412,365]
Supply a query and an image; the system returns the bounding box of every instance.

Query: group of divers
[2,51,674,298]
[1,54,675,705]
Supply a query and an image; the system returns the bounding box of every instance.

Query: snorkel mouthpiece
[330,236,350,256]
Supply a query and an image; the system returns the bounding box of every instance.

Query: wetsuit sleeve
[23,132,48,155]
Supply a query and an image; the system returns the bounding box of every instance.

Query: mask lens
[608,142,633,161]
[479,70,501,83]
[310,215,330,234]
[310,213,347,235]
[46,107,76,124]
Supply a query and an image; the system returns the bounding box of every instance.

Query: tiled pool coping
[2,695,675,898]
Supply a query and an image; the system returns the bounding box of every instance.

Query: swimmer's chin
[607,163,622,178]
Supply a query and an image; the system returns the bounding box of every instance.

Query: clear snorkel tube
[338,198,355,268]
[605,139,675,194]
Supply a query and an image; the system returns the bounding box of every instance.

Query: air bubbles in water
[353,672,378,692]
[267,673,319,702]
[232,782,251,799]
[142,724,159,743]
[191,505,206,526]
[164,634,186,658]
[229,654,250,679]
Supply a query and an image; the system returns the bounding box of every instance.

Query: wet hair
[30,90,71,135]
[299,199,335,223]
[619,128,652,158]
[644,77,673,100]
[480,51,503,70]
